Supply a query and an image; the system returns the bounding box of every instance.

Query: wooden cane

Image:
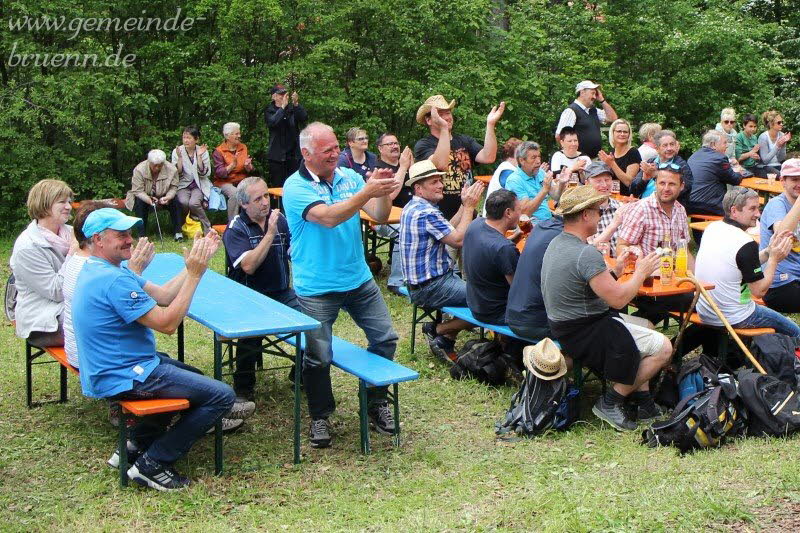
[674,275,767,375]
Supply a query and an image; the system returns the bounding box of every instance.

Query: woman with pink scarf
[10,179,75,348]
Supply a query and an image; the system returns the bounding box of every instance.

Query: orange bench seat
[668,311,775,336]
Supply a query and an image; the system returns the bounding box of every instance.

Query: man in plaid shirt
[584,162,622,256]
[399,160,484,361]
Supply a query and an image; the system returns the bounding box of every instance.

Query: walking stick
[152,202,163,243]
[673,275,767,375]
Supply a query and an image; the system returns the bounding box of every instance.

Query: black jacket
[265,102,308,162]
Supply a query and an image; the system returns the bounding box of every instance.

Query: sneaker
[592,397,637,431]
[368,401,396,435]
[421,321,438,345]
[234,388,255,402]
[107,440,142,469]
[127,454,190,492]
[637,402,664,422]
[309,418,332,448]
[388,286,404,297]
[228,398,256,420]
[429,335,457,364]
[108,401,121,428]
[174,233,184,242]
[205,417,244,434]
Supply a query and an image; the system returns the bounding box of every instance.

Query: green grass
[1,235,799,532]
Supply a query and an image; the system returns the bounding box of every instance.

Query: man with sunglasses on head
[688,130,743,218]
[629,130,693,206]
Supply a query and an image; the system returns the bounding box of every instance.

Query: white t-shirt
[550,151,592,179]
[482,160,517,217]
[62,254,90,368]
[695,220,762,326]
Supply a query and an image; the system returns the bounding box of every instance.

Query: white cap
[575,80,599,94]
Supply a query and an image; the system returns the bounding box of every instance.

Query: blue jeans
[296,279,398,419]
[113,354,234,465]
[734,304,800,338]
[408,270,467,309]
[376,224,404,288]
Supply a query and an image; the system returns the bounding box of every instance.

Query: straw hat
[523,338,567,381]
[405,160,446,187]
[416,95,456,125]
[554,184,609,216]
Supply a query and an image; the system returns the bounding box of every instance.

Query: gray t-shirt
[541,231,609,322]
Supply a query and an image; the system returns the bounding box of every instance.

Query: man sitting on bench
[695,187,798,336]
[73,208,235,491]
[399,160,484,362]
[541,186,671,431]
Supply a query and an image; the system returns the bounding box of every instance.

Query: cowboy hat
[416,95,456,125]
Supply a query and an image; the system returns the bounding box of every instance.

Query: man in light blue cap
[72,208,245,492]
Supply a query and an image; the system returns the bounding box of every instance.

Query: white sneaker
[206,418,244,434]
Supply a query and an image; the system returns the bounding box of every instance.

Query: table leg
[293,332,302,464]
[214,334,223,475]
[177,321,185,362]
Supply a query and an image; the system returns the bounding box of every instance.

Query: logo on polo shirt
[130,291,138,299]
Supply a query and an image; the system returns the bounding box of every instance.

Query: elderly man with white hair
[212,121,255,220]
[688,129,744,217]
[125,149,182,240]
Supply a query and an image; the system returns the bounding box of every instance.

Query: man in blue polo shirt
[283,122,399,448]
[223,176,298,399]
[504,141,554,223]
[73,208,234,492]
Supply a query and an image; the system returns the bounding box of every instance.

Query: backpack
[494,370,578,437]
[642,375,743,453]
[750,333,800,389]
[737,369,800,437]
[676,354,731,403]
[450,339,519,386]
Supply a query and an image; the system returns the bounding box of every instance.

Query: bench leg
[26,341,33,408]
[392,383,401,447]
[358,380,370,454]
[213,336,224,475]
[59,364,68,403]
[177,322,185,363]
[119,412,129,488]
[411,305,419,354]
[293,333,302,465]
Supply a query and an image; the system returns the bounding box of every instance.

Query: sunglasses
[657,162,681,171]
[723,120,735,125]
[355,137,369,141]
[775,121,784,125]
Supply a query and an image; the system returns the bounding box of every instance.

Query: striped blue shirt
[399,196,454,285]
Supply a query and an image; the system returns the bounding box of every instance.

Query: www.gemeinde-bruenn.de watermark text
[6,9,204,68]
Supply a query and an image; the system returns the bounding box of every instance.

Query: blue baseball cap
[82,208,143,237]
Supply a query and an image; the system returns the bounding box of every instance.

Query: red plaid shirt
[617,194,690,255]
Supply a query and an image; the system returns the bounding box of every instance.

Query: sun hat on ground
[523,338,567,381]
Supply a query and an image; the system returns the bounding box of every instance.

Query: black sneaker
[637,401,664,422]
[430,335,457,364]
[309,418,332,448]
[388,286,404,297]
[228,398,256,420]
[127,454,190,492]
[592,397,637,431]
[368,401,396,435]
[107,440,142,469]
[421,322,437,345]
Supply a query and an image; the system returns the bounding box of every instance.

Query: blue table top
[140,253,320,338]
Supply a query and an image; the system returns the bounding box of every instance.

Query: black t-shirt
[463,218,520,324]
[414,134,483,219]
[375,159,413,209]
[614,147,642,196]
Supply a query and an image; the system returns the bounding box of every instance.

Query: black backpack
[495,370,578,438]
[450,339,520,386]
[642,376,743,453]
[750,333,800,389]
[737,369,800,437]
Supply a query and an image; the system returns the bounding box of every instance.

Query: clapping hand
[430,107,449,131]
[768,230,794,262]
[128,237,155,275]
[461,180,485,209]
[598,150,615,166]
[363,168,397,198]
[399,146,414,169]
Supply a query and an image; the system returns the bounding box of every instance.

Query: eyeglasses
[657,162,681,171]
[355,137,369,141]
[775,121,784,125]
[380,141,400,147]
[723,120,735,125]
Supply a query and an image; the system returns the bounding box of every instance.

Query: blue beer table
[140,253,321,468]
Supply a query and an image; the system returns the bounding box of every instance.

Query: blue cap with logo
[82,208,143,238]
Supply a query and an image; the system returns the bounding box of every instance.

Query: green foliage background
[1,0,798,233]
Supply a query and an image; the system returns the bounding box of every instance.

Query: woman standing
[758,110,792,175]
[172,125,212,233]
[598,118,641,196]
[10,179,74,348]
[337,127,377,179]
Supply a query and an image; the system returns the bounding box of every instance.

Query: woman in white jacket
[172,125,212,234]
[10,179,74,348]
